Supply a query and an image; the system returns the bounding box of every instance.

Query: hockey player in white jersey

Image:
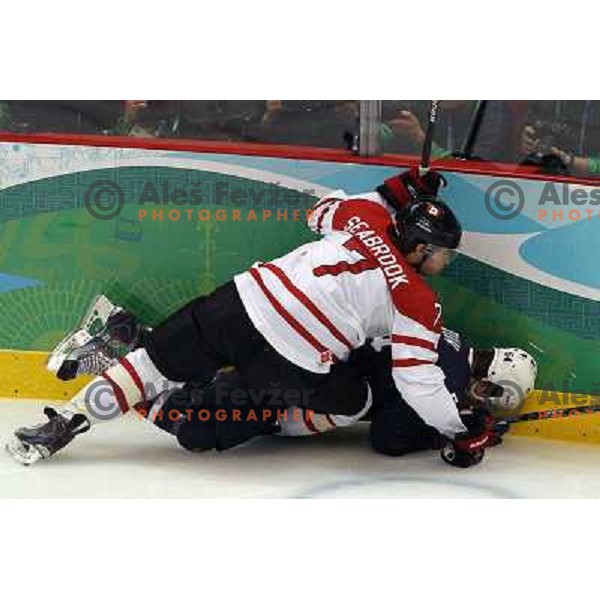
[21,292,537,466]
[8,170,501,468]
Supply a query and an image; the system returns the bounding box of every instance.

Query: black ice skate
[6,407,91,466]
[47,294,148,380]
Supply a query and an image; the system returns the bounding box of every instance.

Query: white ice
[2,400,600,499]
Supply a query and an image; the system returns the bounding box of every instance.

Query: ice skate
[47,294,147,380]
[6,407,91,466]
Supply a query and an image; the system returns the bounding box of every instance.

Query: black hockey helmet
[395,197,462,254]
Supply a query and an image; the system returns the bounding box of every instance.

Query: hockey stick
[419,100,440,175]
[497,401,600,425]
[455,100,488,159]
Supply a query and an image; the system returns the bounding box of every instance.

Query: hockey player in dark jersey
[7,169,515,468]
[148,329,536,467]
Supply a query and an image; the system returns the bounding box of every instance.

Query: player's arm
[391,304,500,466]
[314,197,466,436]
[391,310,467,438]
[324,201,496,464]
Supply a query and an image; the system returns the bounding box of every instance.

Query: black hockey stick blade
[498,400,600,425]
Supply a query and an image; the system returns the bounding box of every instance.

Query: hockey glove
[440,409,498,468]
[376,167,447,212]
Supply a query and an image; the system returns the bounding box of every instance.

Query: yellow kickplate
[2,350,600,444]
[509,390,600,444]
[0,350,92,401]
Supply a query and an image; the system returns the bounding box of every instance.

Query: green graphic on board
[0,167,315,350]
[1,164,599,395]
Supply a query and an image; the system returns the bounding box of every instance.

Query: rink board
[1,140,600,446]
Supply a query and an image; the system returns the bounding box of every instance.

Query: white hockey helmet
[483,348,538,411]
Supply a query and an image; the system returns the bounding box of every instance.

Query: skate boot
[6,407,91,466]
[47,294,148,380]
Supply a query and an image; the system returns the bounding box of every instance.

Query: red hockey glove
[376,167,447,212]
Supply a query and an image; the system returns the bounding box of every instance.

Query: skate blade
[81,294,117,332]
[47,294,118,374]
[46,328,92,374]
[5,436,43,466]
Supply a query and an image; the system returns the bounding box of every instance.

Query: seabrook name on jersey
[345,215,409,290]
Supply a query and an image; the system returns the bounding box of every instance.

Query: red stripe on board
[248,268,337,362]
[101,372,130,414]
[262,263,354,352]
[392,359,434,368]
[1,131,599,187]
[120,357,146,401]
[325,414,337,428]
[391,335,436,352]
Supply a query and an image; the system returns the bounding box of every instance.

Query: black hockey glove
[440,409,497,468]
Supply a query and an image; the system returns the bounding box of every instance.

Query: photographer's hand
[387,111,426,146]
[520,125,539,155]
[550,147,589,175]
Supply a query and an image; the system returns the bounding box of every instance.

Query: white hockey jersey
[234,193,467,438]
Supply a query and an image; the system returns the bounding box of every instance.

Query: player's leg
[135,369,280,452]
[7,346,185,465]
[142,358,373,449]
[8,282,261,464]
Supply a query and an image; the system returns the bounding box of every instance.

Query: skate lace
[76,346,118,375]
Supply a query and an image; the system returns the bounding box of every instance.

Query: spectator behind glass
[175,101,266,141]
[257,101,358,148]
[382,100,526,164]
[113,101,267,141]
[2,101,123,134]
[519,101,600,177]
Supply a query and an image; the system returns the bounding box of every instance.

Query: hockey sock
[62,348,183,426]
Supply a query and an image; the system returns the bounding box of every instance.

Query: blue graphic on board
[165,150,596,295]
[170,152,547,234]
[0,273,40,293]
[520,220,600,290]
[167,151,400,194]
[442,174,546,235]
[2,141,598,299]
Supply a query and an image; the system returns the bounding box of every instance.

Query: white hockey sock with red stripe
[62,348,183,426]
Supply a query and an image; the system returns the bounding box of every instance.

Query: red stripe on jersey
[392,358,434,368]
[325,414,337,428]
[261,263,354,352]
[303,410,319,434]
[101,372,130,414]
[248,268,338,362]
[391,335,436,352]
[120,357,146,401]
[316,203,337,234]
[312,197,340,212]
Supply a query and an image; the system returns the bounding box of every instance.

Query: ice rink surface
[2,400,600,499]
